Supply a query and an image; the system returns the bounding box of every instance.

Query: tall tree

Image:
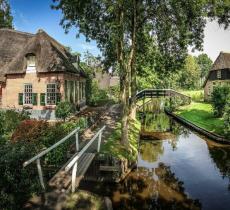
[179,55,201,90]
[0,0,13,28]
[196,53,213,85]
[52,0,230,145]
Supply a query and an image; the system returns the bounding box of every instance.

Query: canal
[80,100,230,210]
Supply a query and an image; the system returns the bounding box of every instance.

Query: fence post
[75,131,79,152]
[36,158,45,190]
[97,131,102,152]
[72,162,78,193]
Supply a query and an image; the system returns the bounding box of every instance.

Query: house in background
[94,71,119,90]
[203,51,230,101]
[0,29,86,120]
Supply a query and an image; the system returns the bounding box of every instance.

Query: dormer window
[26,54,36,73]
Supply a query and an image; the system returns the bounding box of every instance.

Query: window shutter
[56,93,61,105]
[40,93,46,106]
[32,93,37,105]
[18,93,23,105]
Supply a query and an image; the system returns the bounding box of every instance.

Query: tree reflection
[112,162,201,210]
[139,141,164,163]
[206,141,230,190]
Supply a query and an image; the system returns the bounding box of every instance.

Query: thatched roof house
[0,29,86,119]
[0,28,85,82]
[203,52,230,101]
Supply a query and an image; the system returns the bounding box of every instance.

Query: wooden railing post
[75,131,79,152]
[36,158,45,190]
[71,162,78,193]
[97,131,102,152]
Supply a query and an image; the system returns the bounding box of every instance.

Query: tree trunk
[116,2,129,146]
[129,0,137,120]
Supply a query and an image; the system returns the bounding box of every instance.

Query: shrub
[0,118,83,208]
[89,80,109,106]
[165,97,184,112]
[55,101,74,121]
[0,141,41,210]
[211,85,230,117]
[223,100,230,138]
[11,120,49,144]
[0,109,30,136]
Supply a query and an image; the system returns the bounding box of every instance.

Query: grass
[101,118,141,161]
[179,90,204,102]
[175,102,224,135]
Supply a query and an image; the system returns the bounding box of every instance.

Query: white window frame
[46,83,57,105]
[217,70,221,79]
[24,84,33,105]
[26,55,36,73]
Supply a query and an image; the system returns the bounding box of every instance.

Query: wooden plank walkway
[49,152,96,192]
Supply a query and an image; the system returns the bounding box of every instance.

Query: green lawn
[175,102,224,135]
[179,90,204,102]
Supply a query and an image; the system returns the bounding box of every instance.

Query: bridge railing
[23,127,80,190]
[65,125,106,193]
[136,89,191,104]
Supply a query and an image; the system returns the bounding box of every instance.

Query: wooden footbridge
[135,89,191,113]
[136,89,191,102]
[23,126,106,193]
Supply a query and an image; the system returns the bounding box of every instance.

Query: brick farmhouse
[0,29,86,119]
[203,52,230,101]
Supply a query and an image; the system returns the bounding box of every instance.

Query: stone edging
[165,109,230,144]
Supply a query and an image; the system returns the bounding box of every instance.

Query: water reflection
[138,99,230,210]
[80,99,230,210]
[111,162,201,210]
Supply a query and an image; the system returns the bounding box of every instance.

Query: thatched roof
[211,51,230,71]
[203,52,230,87]
[0,29,85,82]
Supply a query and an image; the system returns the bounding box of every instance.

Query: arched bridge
[136,89,191,103]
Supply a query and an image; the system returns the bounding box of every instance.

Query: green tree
[211,85,230,117]
[179,55,201,90]
[52,0,230,145]
[196,53,213,85]
[0,0,13,28]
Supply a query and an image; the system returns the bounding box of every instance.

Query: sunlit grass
[101,119,141,161]
[179,90,204,102]
[175,102,224,135]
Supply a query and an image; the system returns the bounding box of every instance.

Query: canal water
[80,100,230,210]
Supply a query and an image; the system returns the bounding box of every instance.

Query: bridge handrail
[136,89,191,101]
[65,125,106,172]
[23,127,80,167]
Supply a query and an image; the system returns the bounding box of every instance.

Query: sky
[9,0,230,61]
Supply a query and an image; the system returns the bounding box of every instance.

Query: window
[46,84,56,105]
[26,54,36,72]
[24,84,33,104]
[217,70,221,79]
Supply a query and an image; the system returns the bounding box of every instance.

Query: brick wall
[1,72,86,110]
[204,80,230,101]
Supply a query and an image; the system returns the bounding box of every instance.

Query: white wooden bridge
[23,125,106,193]
[136,89,191,102]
